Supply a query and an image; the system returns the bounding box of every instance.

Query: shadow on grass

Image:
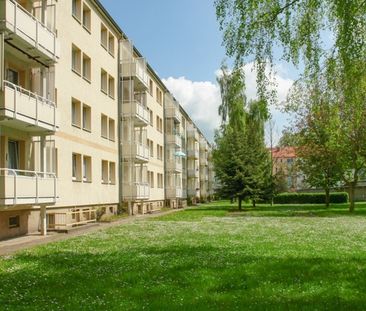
[1,244,366,310]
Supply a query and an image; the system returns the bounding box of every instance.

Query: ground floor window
[9,215,20,228]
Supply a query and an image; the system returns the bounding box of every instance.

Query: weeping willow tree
[215,0,366,211]
[213,66,271,209]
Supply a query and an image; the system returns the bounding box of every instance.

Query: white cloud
[163,63,294,144]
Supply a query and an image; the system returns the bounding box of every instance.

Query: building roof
[271,147,296,159]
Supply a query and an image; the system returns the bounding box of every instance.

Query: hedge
[274,192,349,204]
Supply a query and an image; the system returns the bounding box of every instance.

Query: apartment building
[0,0,214,240]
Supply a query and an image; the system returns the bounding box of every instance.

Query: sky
[100,0,295,143]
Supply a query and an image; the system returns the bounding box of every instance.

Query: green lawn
[2,201,366,310]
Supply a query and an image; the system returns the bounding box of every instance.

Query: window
[108,33,115,56]
[82,104,91,132]
[101,114,108,138]
[148,139,154,157]
[156,87,162,104]
[109,162,116,184]
[83,155,92,182]
[149,110,153,126]
[157,144,164,160]
[72,153,82,181]
[82,4,91,32]
[71,98,81,128]
[8,140,19,170]
[101,160,108,184]
[101,24,108,49]
[108,118,115,141]
[72,45,81,74]
[108,75,115,98]
[157,173,163,188]
[149,79,153,95]
[72,0,81,21]
[101,69,108,94]
[82,53,91,82]
[148,171,154,188]
[156,116,163,132]
[9,215,20,229]
[6,68,19,85]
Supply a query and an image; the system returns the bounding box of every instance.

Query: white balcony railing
[121,57,148,90]
[187,128,199,141]
[166,133,181,147]
[122,100,149,126]
[1,81,57,132]
[0,168,57,205]
[122,182,149,200]
[165,106,181,123]
[122,141,149,162]
[166,187,183,199]
[1,0,59,60]
[200,157,208,166]
[187,149,199,159]
[166,159,182,173]
[188,169,199,178]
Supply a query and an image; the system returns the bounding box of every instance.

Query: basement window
[9,215,20,229]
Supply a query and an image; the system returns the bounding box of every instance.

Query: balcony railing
[166,159,182,173]
[188,169,199,178]
[122,99,149,126]
[122,141,149,163]
[187,128,199,141]
[166,187,183,199]
[0,168,57,205]
[165,106,181,123]
[122,182,149,200]
[121,57,148,90]
[0,0,59,61]
[187,149,199,159]
[200,157,208,166]
[166,133,181,147]
[0,80,57,132]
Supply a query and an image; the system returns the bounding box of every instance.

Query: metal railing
[122,98,149,125]
[0,168,57,205]
[3,0,58,59]
[48,208,96,230]
[3,80,57,130]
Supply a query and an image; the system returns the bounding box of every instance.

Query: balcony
[121,57,148,91]
[166,187,183,199]
[165,106,181,123]
[166,159,182,173]
[0,0,59,63]
[187,128,199,141]
[122,100,149,127]
[188,188,199,197]
[188,169,199,178]
[0,81,57,133]
[187,149,199,159]
[200,157,208,166]
[166,133,181,147]
[122,141,149,163]
[122,182,149,200]
[0,169,57,205]
[200,139,208,151]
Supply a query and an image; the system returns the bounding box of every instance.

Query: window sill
[72,14,82,24]
[109,138,115,142]
[101,135,109,140]
[83,128,91,133]
[72,123,81,129]
[101,89,108,95]
[82,25,91,34]
[108,51,115,58]
[83,76,91,84]
[72,179,82,183]
[83,180,92,184]
[108,94,115,100]
[72,68,82,77]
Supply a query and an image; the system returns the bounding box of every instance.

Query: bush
[274,192,349,204]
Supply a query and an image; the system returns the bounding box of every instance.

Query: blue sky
[100,0,295,143]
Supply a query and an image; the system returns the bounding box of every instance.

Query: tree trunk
[252,199,256,208]
[238,197,242,211]
[230,197,234,204]
[325,188,330,208]
[349,183,355,212]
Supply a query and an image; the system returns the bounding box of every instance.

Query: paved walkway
[0,208,181,257]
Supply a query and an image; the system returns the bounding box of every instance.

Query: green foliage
[278,129,298,147]
[274,192,349,204]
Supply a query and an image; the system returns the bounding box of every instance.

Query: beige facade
[0,0,214,240]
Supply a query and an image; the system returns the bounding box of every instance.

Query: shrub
[274,192,349,204]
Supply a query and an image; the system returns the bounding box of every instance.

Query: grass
[1,201,366,310]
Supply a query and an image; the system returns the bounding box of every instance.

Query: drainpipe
[118,39,123,214]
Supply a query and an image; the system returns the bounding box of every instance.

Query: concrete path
[0,208,181,257]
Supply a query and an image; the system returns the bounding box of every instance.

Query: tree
[213,66,271,210]
[278,130,297,148]
[286,77,343,207]
[215,0,366,211]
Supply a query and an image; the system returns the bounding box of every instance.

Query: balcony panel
[166,133,181,147]
[122,100,149,127]
[0,169,57,206]
[187,129,199,141]
[122,182,149,200]
[200,157,208,166]
[122,142,149,163]
[188,169,199,178]
[0,81,57,133]
[166,187,183,199]
[165,106,181,123]
[1,0,60,62]
[121,58,148,91]
[187,149,199,159]
[166,159,182,173]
